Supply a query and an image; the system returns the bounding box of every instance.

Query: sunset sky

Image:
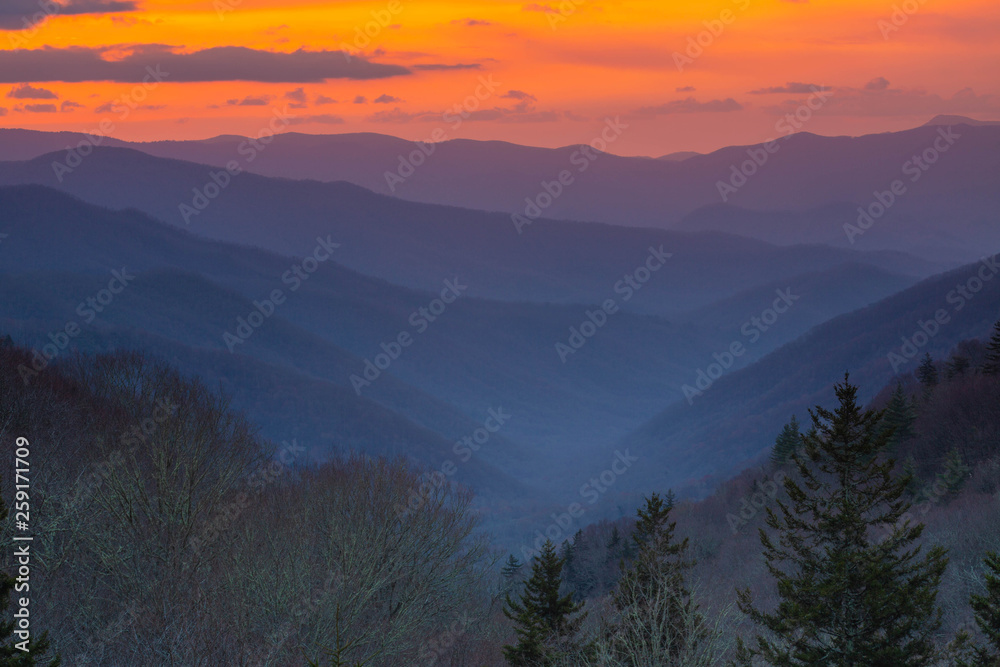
[1,0,998,156]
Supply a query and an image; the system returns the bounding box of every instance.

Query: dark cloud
[633,97,743,116]
[374,94,403,104]
[748,82,830,94]
[0,0,138,30]
[501,89,536,101]
[675,86,696,92]
[452,18,492,26]
[226,96,272,106]
[7,83,57,99]
[315,94,336,105]
[284,87,307,103]
[20,103,57,112]
[768,83,1000,117]
[60,100,84,111]
[353,95,367,104]
[0,46,409,82]
[864,77,890,91]
[412,63,480,71]
[0,107,7,116]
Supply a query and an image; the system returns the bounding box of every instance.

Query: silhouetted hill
[1,121,996,261]
[619,252,1000,497]
[0,150,941,318]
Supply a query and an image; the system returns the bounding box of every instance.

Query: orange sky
[1,0,998,155]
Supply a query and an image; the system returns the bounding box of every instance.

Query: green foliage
[919,352,940,388]
[771,415,803,465]
[968,552,1000,665]
[736,375,948,666]
[883,383,917,448]
[985,321,1000,376]
[503,540,588,666]
[605,492,703,664]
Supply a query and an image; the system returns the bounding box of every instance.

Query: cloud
[633,97,743,116]
[374,94,403,104]
[452,18,492,26]
[767,81,1000,117]
[522,3,557,13]
[412,63,480,71]
[0,46,409,82]
[0,107,7,116]
[864,77,890,91]
[286,114,345,125]
[501,89,536,101]
[226,95,273,106]
[19,103,57,112]
[675,86,696,92]
[367,97,563,124]
[7,83,58,99]
[60,100,84,111]
[284,87,307,103]
[353,95,367,104]
[315,94,336,105]
[748,82,830,94]
[0,0,138,30]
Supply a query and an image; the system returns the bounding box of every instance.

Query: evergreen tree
[968,552,1000,665]
[985,321,1000,376]
[883,383,917,448]
[501,554,524,598]
[918,353,939,388]
[736,375,948,666]
[950,355,971,378]
[0,475,59,666]
[771,415,803,465]
[503,540,587,666]
[605,492,704,664]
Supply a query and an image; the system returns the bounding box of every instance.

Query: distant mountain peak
[923,114,1000,127]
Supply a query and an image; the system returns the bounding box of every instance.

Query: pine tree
[918,352,939,388]
[736,375,948,666]
[501,554,524,598]
[985,321,1000,376]
[883,383,917,448]
[968,552,1000,665]
[0,475,59,666]
[947,355,971,379]
[771,415,803,465]
[605,492,704,665]
[503,540,587,666]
